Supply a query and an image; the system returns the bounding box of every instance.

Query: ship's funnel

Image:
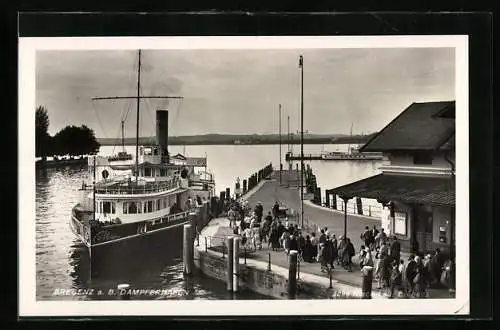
[156,110,169,163]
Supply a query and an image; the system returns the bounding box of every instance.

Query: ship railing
[95,179,181,195]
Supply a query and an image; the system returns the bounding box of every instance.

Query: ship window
[144,167,152,177]
[101,201,115,214]
[144,200,154,213]
[144,147,152,156]
[153,148,159,156]
[124,201,141,214]
[163,197,168,208]
[156,199,161,210]
[160,168,167,176]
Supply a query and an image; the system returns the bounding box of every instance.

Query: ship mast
[347,122,353,154]
[135,49,142,183]
[121,120,125,153]
[91,49,184,185]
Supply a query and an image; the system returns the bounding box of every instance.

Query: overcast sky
[36,48,455,138]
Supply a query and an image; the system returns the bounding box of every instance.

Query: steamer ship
[69,50,215,262]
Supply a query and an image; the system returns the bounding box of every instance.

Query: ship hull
[89,219,191,277]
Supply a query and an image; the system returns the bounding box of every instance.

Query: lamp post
[299,55,304,228]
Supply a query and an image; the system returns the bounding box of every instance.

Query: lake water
[35,144,387,300]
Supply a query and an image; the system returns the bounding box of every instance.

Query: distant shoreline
[97,133,375,146]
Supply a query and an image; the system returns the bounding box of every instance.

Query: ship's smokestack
[156,110,169,163]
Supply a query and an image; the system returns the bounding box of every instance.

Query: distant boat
[107,120,133,162]
[321,123,385,161]
[320,149,385,161]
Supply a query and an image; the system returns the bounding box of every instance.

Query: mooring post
[117,283,130,300]
[226,236,234,292]
[233,236,240,293]
[288,250,298,300]
[183,224,193,275]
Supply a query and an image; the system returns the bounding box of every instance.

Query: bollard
[226,236,234,292]
[233,237,240,293]
[267,252,271,271]
[288,250,298,300]
[117,283,130,300]
[183,224,193,275]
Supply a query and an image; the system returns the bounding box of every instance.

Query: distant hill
[97,132,377,146]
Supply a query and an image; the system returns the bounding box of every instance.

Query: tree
[35,106,51,158]
[52,125,100,156]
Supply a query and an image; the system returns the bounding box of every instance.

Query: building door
[415,206,433,253]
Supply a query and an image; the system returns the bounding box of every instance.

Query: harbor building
[325,101,455,257]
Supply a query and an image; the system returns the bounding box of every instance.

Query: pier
[193,168,455,299]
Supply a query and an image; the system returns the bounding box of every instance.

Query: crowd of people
[357,225,455,298]
[223,198,455,298]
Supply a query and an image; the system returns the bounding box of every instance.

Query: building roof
[360,101,455,152]
[326,173,455,206]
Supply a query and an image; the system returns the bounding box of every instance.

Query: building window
[160,168,167,176]
[394,211,407,236]
[156,199,161,211]
[413,152,433,165]
[144,167,152,177]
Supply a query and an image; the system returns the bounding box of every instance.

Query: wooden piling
[183,224,193,275]
[226,236,234,292]
[233,236,240,293]
[288,250,298,299]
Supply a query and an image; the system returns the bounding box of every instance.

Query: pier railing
[320,197,383,218]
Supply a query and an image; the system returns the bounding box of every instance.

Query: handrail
[95,179,181,195]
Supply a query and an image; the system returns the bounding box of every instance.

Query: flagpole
[299,55,304,229]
